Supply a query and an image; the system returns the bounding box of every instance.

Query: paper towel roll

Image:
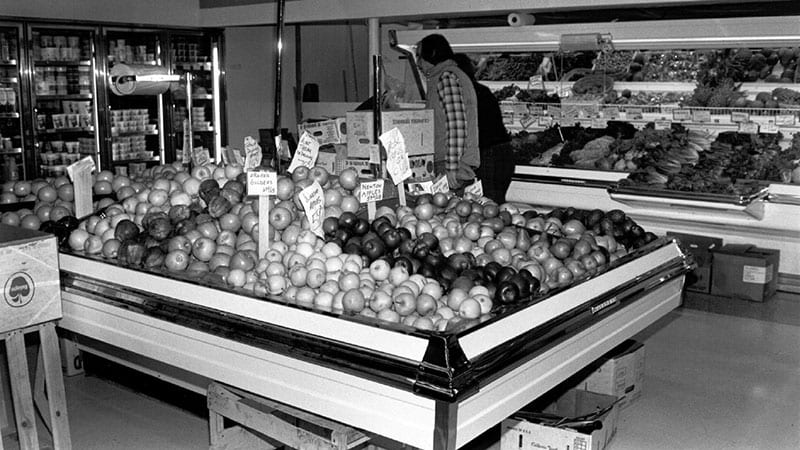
[507,13,535,27]
[109,64,171,96]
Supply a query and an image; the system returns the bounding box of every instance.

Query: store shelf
[0,60,17,66]
[112,129,159,137]
[174,62,212,72]
[0,112,20,119]
[0,77,19,84]
[192,94,212,100]
[41,126,95,134]
[0,147,22,155]
[33,60,91,66]
[36,93,93,100]
[111,156,160,164]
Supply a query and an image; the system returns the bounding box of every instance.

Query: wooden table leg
[40,323,72,450]
[5,330,39,450]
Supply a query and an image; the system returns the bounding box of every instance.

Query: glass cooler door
[0,23,26,182]
[28,24,101,177]
[101,27,166,177]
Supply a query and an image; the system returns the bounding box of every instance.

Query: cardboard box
[335,157,375,179]
[711,244,779,302]
[575,340,644,410]
[346,109,434,158]
[408,153,435,182]
[297,118,346,146]
[316,144,346,175]
[1,225,62,335]
[501,389,619,450]
[666,232,723,293]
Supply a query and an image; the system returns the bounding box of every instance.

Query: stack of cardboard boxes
[298,109,435,182]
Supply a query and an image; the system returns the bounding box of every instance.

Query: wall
[1,0,200,27]
[298,23,369,106]
[224,26,298,148]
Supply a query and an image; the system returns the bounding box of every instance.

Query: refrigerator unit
[0,23,25,183]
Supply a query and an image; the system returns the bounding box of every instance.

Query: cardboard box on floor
[666,232,723,293]
[501,389,620,450]
[574,340,645,410]
[711,244,779,302]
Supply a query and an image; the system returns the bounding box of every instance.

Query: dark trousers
[476,141,515,204]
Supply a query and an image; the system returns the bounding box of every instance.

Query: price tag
[672,109,692,121]
[731,111,750,123]
[431,175,450,194]
[529,105,544,116]
[557,86,572,98]
[654,119,672,130]
[408,181,433,194]
[601,106,620,119]
[591,118,608,129]
[519,114,536,129]
[626,108,643,120]
[738,121,760,134]
[288,131,320,173]
[464,179,484,198]
[548,106,562,118]
[380,127,412,185]
[358,179,384,203]
[367,144,381,164]
[244,136,262,171]
[246,171,277,197]
[528,74,544,90]
[692,110,712,123]
[579,119,592,128]
[776,114,796,126]
[761,121,779,134]
[298,181,325,237]
[538,116,553,127]
[192,147,210,167]
[223,147,245,167]
[67,156,96,218]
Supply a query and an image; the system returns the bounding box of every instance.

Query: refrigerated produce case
[58,237,691,450]
[0,22,25,182]
[27,23,101,176]
[396,16,800,280]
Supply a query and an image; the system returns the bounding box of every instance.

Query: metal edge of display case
[57,267,687,450]
[58,238,691,404]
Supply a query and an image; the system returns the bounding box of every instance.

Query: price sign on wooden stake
[67,156,95,218]
[380,127,411,206]
[288,132,320,173]
[358,179,384,220]
[247,171,277,258]
[244,136,262,171]
[430,175,449,194]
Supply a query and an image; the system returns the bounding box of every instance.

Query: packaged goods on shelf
[712,245,780,302]
[297,118,346,146]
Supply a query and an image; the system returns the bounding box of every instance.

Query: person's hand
[446,171,460,189]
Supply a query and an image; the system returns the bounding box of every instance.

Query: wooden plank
[39,324,71,450]
[5,331,39,450]
[211,425,276,450]
[209,409,225,448]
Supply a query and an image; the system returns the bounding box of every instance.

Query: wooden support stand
[1,322,71,450]
[207,382,370,450]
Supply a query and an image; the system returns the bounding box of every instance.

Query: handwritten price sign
[380,128,411,185]
[288,131,320,173]
[358,179,384,203]
[244,136,262,171]
[298,181,325,237]
[431,175,449,194]
[246,171,277,197]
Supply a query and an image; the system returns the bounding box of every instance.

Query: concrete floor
[3,295,799,450]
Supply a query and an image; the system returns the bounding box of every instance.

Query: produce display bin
[57,238,691,449]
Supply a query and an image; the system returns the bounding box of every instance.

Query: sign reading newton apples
[299,181,325,237]
[288,132,320,173]
[358,179,384,203]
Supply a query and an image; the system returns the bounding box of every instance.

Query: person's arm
[436,71,467,186]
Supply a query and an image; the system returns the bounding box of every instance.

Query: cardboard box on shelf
[346,109,433,158]
[335,157,375,179]
[501,389,620,450]
[1,225,62,335]
[666,232,723,293]
[574,340,644,410]
[711,244,780,302]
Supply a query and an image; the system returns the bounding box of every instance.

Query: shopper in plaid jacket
[416,34,480,190]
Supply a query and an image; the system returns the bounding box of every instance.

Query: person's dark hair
[417,34,455,65]
[452,53,476,80]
